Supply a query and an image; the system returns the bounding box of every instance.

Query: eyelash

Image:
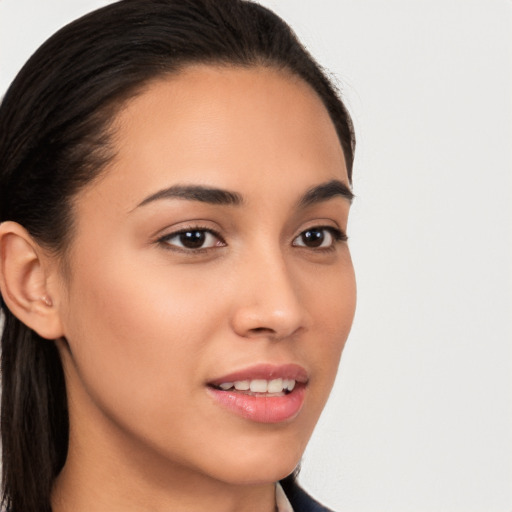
[158,225,225,253]
[157,225,347,253]
[292,226,347,251]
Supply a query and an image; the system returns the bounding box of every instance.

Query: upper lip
[208,363,309,386]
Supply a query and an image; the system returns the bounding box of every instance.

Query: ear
[0,221,65,340]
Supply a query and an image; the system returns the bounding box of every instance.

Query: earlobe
[0,221,64,340]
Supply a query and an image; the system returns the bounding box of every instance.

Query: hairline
[57,61,351,273]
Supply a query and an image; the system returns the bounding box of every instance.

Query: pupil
[180,231,205,248]
[303,229,324,247]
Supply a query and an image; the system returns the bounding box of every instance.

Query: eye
[292,226,346,249]
[159,228,225,250]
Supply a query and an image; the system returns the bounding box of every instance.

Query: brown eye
[179,230,207,248]
[301,228,325,247]
[292,227,344,249]
[161,229,224,250]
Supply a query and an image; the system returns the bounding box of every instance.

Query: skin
[2,65,356,512]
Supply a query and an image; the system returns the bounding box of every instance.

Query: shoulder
[280,476,336,512]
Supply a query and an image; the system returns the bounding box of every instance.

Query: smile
[206,364,308,423]
[214,378,296,394]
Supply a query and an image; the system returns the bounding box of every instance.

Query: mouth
[210,377,297,396]
[206,364,308,423]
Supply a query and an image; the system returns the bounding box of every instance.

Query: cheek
[60,248,222,421]
[300,253,356,392]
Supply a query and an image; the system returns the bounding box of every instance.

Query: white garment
[276,483,294,512]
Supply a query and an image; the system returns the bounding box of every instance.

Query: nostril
[249,327,275,335]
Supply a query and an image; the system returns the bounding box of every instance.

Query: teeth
[267,378,283,393]
[217,378,296,393]
[234,380,250,391]
[250,379,268,393]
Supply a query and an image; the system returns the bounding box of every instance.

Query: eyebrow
[297,179,354,207]
[136,179,353,209]
[137,184,243,208]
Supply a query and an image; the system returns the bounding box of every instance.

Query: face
[55,65,356,486]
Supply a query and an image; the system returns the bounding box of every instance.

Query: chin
[195,432,307,486]
[210,457,299,486]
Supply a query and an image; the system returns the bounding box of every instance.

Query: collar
[276,482,294,512]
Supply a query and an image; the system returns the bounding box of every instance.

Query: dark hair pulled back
[0,1,355,510]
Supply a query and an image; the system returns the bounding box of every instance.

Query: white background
[1,1,511,511]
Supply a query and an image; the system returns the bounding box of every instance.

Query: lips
[206,364,308,423]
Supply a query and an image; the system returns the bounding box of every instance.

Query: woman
[0,1,356,511]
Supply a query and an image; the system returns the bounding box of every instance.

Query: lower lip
[207,385,306,423]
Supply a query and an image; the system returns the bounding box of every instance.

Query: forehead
[77,65,348,213]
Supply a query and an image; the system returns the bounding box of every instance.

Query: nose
[229,249,307,340]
